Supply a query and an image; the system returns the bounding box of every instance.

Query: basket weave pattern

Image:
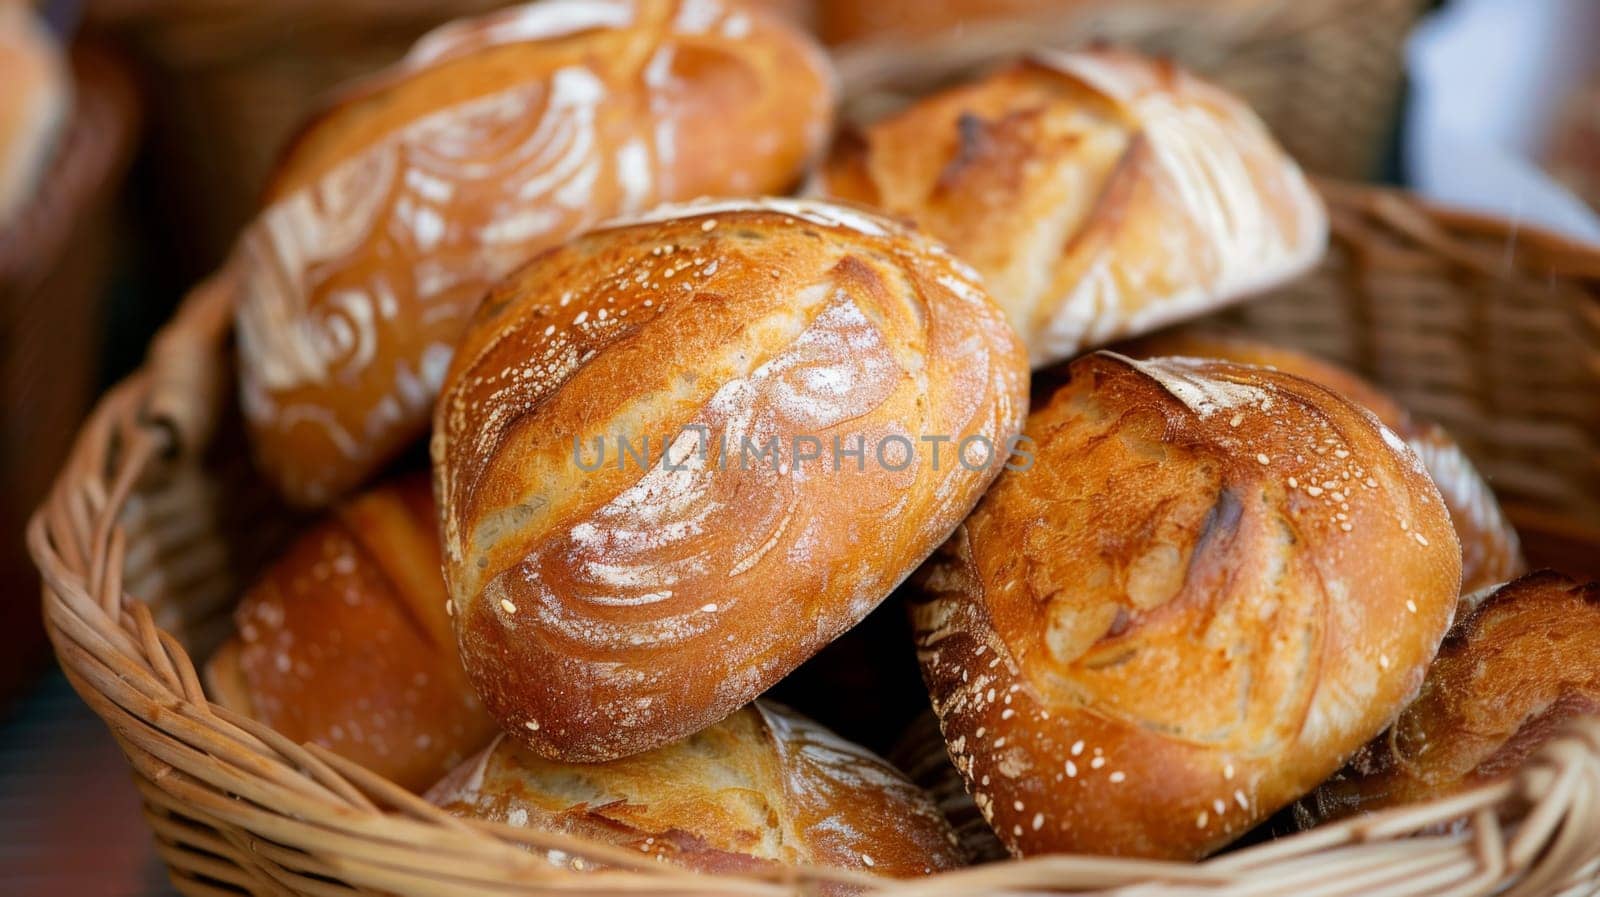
[28,184,1600,896]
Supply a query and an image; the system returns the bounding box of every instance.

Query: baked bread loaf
[235,0,835,507]
[205,473,496,792]
[1125,331,1525,595]
[1295,570,1600,827]
[427,700,964,880]
[0,1,70,227]
[815,50,1326,368]
[910,351,1461,859]
[434,198,1029,763]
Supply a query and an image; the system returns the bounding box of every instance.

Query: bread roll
[1295,570,1600,827]
[205,473,496,792]
[1125,331,1525,595]
[0,2,70,226]
[888,712,1009,863]
[235,0,835,507]
[910,351,1461,859]
[815,51,1326,368]
[427,701,964,880]
[434,197,1029,763]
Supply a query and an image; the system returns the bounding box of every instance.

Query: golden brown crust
[203,473,497,792]
[910,351,1461,859]
[1296,571,1600,826]
[815,51,1325,368]
[426,701,965,879]
[235,0,835,507]
[433,198,1029,763]
[1124,331,1526,594]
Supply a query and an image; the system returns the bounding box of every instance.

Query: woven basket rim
[26,180,1600,897]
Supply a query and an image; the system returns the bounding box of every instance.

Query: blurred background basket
[827,0,1430,181]
[0,41,138,707]
[84,0,506,282]
[28,179,1600,895]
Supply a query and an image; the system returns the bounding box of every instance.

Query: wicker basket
[831,0,1429,180]
[0,42,139,703]
[28,182,1600,896]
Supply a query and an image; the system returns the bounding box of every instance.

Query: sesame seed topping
[1400,520,1410,531]
[994,737,1006,748]
[573,310,588,325]
[1307,486,1324,497]
[1032,813,1046,830]
[1091,757,1105,769]
[701,219,718,232]
[1013,800,1025,812]
[1224,764,1235,780]
[1406,600,1418,613]
[1335,449,1350,459]
[1379,654,1391,669]
[1366,477,1379,488]
[1013,825,1023,837]
[1288,477,1299,488]
[976,727,986,738]
[1071,740,1084,756]
[444,600,454,617]
[1001,708,1015,719]
[700,603,718,612]
[543,325,555,336]
[501,599,518,614]
[1235,790,1249,809]
[1066,760,1077,777]
[1340,523,1353,532]
[1196,812,1209,828]
[1230,413,1243,428]
[1110,771,1126,783]
[861,854,874,867]
[525,720,540,731]
[1414,533,1430,546]
[1256,453,1270,465]
[1214,799,1226,815]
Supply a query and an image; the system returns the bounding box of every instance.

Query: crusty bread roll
[0,2,70,227]
[434,198,1029,763]
[910,351,1461,859]
[1125,331,1525,595]
[1295,570,1600,827]
[427,701,965,880]
[815,50,1326,368]
[235,0,835,508]
[204,473,496,792]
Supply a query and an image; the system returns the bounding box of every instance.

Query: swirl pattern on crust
[426,701,965,881]
[235,0,834,506]
[434,199,1029,763]
[816,49,1326,368]
[910,352,1461,859]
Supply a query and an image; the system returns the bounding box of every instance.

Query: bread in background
[910,351,1461,858]
[1296,570,1600,826]
[205,473,496,792]
[1124,330,1525,595]
[235,0,836,508]
[433,198,1028,764]
[427,700,965,879]
[0,1,70,227]
[816,50,1325,368]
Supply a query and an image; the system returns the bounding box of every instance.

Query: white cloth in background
[1406,0,1600,244]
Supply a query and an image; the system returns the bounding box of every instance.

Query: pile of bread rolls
[199,0,1594,878]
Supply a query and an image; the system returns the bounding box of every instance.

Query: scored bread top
[912,351,1461,859]
[426,700,965,877]
[235,0,834,507]
[1123,330,1525,594]
[433,198,1028,763]
[817,49,1326,367]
